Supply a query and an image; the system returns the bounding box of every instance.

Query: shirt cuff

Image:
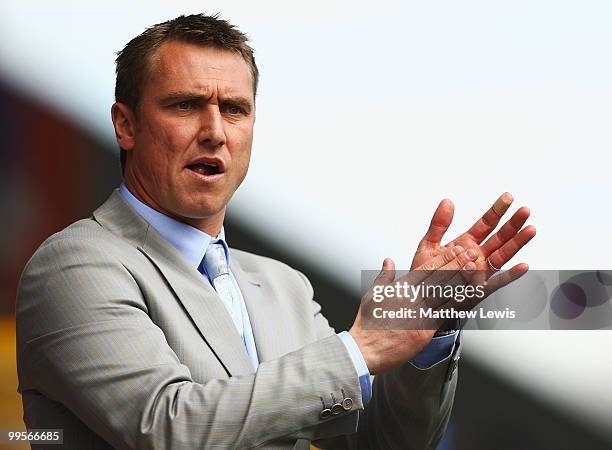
[410,330,460,369]
[337,331,372,404]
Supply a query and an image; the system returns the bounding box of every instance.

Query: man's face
[120,41,255,233]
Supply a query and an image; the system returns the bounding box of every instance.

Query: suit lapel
[93,190,254,377]
[230,253,289,363]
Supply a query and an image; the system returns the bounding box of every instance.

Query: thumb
[418,198,455,250]
[375,257,396,284]
[357,258,396,327]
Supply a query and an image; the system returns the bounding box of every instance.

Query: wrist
[434,319,459,336]
[348,330,380,374]
[433,329,456,337]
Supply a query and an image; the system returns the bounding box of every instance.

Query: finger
[443,263,528,314]
[483,263,529,297]
[453,258,478,285]
[487,225,536,270]
[424,247,479,286]
[409,245,466,287]
[470,266,489,289]
[433,260,477,303]
[413,245,464,274]
[417,249,479,312]
[363,258,397,315]
[374,257,396,285]
[418,199,455,250]
[465,192,514,244]
[481,206,530,256]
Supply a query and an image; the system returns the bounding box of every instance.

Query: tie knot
[202,242,229,280]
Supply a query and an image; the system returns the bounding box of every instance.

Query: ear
[111,102,137,151]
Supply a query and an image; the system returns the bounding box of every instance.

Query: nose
[197,104,226,148]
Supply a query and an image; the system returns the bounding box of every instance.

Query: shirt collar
[119,183,229,268]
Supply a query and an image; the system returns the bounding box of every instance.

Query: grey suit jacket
[16,190,460,449]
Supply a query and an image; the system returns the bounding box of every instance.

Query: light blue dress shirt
[119,183,458,404]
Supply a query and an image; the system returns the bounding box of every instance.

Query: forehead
[145,41,254,98]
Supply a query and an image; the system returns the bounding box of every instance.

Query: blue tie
[201,241,260,370]
[202,242,244,337]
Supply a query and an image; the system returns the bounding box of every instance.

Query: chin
[178,200,224,220]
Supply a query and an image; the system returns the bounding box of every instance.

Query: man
[16,14,535,449]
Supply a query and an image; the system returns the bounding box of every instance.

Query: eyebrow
[156,91,254,111]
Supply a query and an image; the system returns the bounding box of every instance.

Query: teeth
[190,161,220,176]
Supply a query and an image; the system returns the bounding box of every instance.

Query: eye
[176,101,193,111]
[226,105,243,115]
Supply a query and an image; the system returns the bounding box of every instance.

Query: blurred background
[1,1,611,449]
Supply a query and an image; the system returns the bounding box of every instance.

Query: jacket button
[331,403,344,415]
[342,398,354,410]
[319,408,332,420]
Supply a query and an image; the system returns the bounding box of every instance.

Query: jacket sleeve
[16,238,364,449]
[298,272,461,450]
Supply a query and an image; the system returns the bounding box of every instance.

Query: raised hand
[349,245,478,375]
[350,194,536,375]
[410,193,536,275]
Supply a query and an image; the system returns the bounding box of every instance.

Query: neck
[123,177,225,238]
[182,214,224,238]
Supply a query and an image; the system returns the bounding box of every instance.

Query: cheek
[148,116,191,151]
[231,139,252,182]
[229,124,254,167]
[141,116,198,172]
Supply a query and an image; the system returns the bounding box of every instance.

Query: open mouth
[188,162,222,176]
[186,157,226,178]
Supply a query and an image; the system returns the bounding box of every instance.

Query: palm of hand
[409,194,535,273]
[411,233,487,270]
